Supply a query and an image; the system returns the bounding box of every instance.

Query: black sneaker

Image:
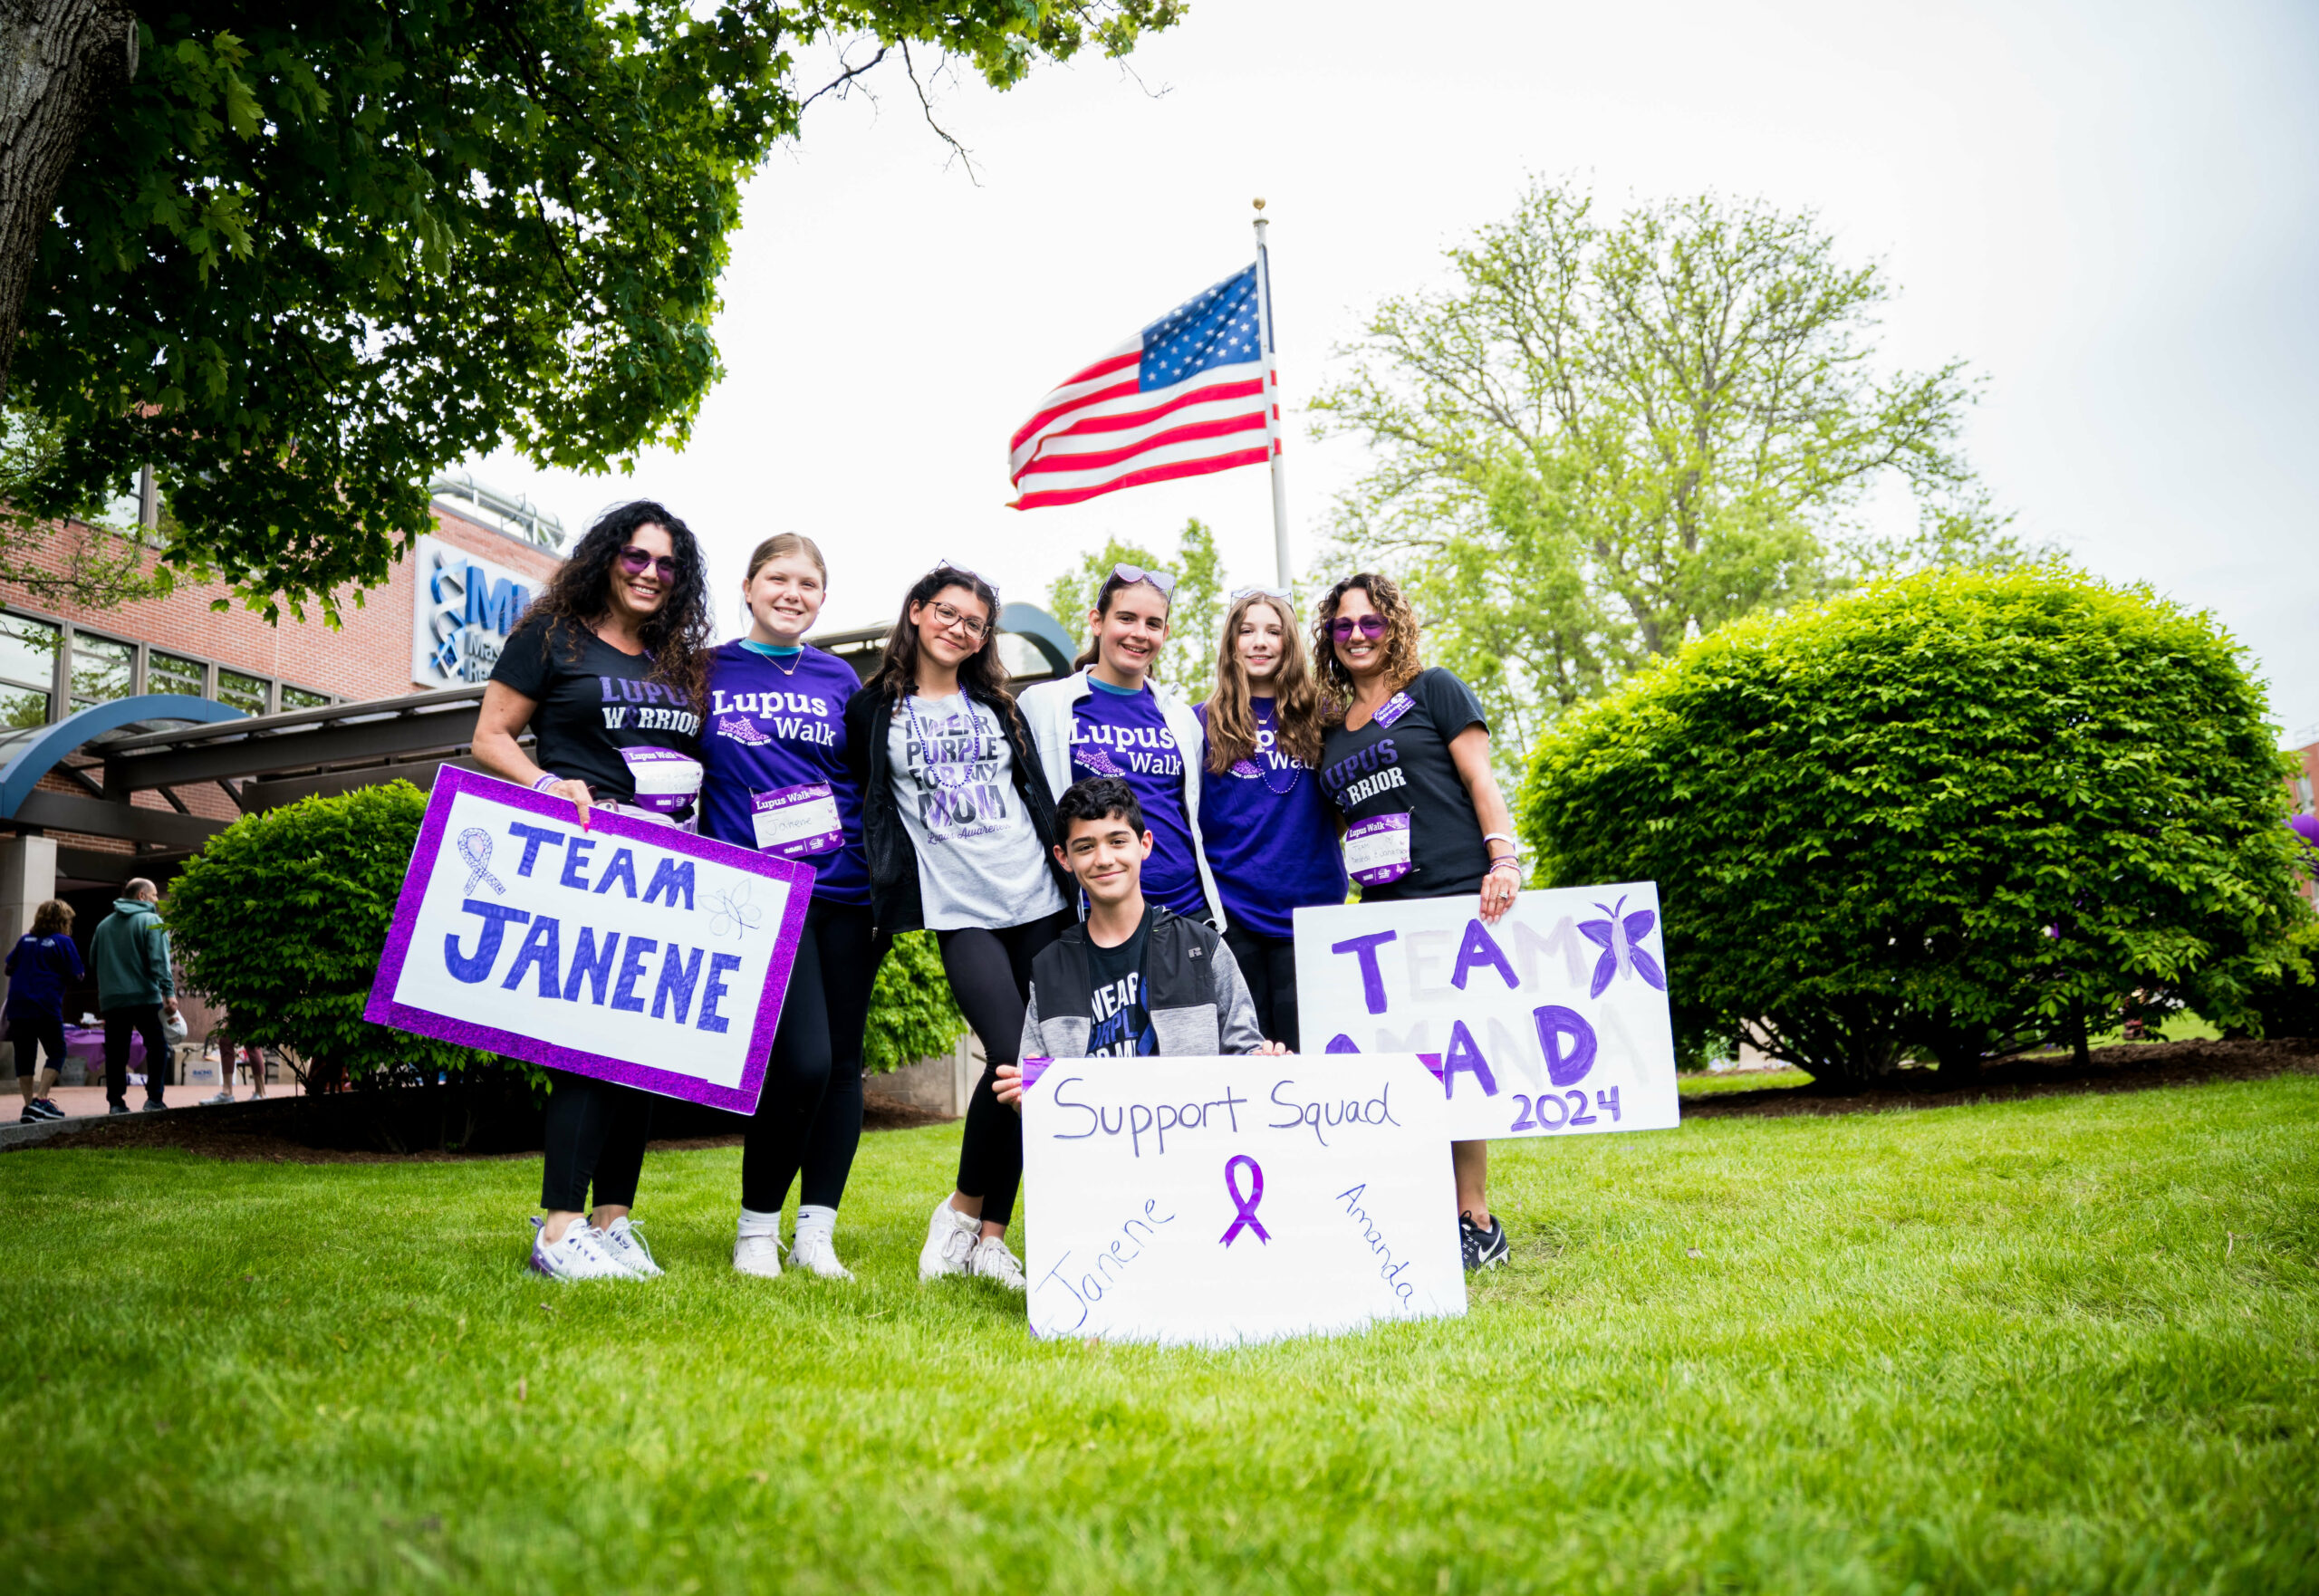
[107,1101,130,1115]
[140,1097,168,1112]
[31,1098,64,1120]
[1459,1211,1509,1272]
[18,1107,36,1124]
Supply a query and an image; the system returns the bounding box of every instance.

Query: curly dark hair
[869,564,1024,732]
[1313,571,1425,718]
[514,500,714,711]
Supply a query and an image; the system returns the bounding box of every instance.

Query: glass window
[280,685,330,711]
[0,614,59,694]
[69,633,134,705]
[0,687,48,729]
[217,669,269,715]
[148,651,205,697]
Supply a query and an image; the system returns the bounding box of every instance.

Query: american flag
[1008,264,1275,510]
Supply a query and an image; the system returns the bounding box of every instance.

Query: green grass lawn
[1678,1067,1814,1095]
[5,1075,2314,1594]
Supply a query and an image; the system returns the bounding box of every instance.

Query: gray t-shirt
[886,693,1068,931]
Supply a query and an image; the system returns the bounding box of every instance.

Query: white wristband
[531,774,562,793]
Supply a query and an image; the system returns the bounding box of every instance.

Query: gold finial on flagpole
[1253,197,1265,212]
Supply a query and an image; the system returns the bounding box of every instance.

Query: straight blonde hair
[1205,593,1323,771]
[746,533,827,582]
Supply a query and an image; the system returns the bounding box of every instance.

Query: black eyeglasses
[925,598,990,641]
[1329,614,1388,641]
[619,546,678,582]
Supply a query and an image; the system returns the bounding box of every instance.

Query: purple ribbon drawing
[457,828,504,896]
[1218,1154,1269,1246]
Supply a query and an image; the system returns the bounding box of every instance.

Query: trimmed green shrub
[866,930,968,1072]
[1519,565,2307,1088]
[166,782,495,1081]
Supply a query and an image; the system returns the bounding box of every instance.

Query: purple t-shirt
[1068,680,1208,920]
[1194,697,1348,940]
[698,641,868,904]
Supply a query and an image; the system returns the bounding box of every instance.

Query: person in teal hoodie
[89,878,178,1113]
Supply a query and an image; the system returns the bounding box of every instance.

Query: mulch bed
[12,1039,2314,1161]
[1681,1035,2319,1119]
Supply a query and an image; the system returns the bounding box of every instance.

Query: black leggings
[1224,926,1300,1051]
[740,899,877,1214]
[938,909,1073,1228]
[9,1012,64,1078]
[540,1072,653,1212]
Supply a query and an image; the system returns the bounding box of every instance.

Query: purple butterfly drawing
[1576,895,1666,999]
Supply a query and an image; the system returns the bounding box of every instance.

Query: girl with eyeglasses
[1313,572,1522,1273]
[844,564,1076,1292]
[1193,588,1346,1050]
[698,533,875,1281]
[1017,564,1227,929]
[474,499,712,1282]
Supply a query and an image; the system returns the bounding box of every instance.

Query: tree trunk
[0,0,136,399]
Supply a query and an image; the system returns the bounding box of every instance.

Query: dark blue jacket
[5,933,84,1018]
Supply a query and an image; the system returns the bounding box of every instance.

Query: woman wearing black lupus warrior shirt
[1315,572,1524,1274]
[475,499,714,1284]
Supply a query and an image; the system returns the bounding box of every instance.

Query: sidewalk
[2,1082,283,1148]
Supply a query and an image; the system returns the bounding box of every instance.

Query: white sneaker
[734,1231,783,1278]
[789,1230,854,1281]
[966,1234,1027,1292]
[528,1217,627,1281]
[205,1090,236,1105]
[919,1197,979,1281]
[593,1216,663,1278]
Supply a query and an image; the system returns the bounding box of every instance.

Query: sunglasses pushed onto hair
[1106,562,1178,601]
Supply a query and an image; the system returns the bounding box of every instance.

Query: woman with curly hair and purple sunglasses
[1313,571,1523,1273]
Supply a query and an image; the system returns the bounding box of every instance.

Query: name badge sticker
[751,784,844,858]
[1344,812,1413,886]
[1371,692,1417,728]
[619,746,704,814]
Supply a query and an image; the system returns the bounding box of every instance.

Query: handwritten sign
[1292,885,1681,1143]
[1017,1054,1465,1346]
[364,765,813,1112]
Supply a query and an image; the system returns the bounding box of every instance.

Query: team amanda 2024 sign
[364,766,813,1112]
[1292,884,1682,1142]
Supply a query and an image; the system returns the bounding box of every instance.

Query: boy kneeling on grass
[996,776,1286,1112]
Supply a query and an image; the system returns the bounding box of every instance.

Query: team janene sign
[1018,1053,1465,1346]
[1293,885,1681,1143]
[364,767,813,1112]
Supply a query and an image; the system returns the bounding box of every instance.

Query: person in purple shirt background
[1195,588,1346,1051]
[700,533,876,1282]
[1018,564,1227,928]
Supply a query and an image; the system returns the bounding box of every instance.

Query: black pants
[1224,926,1301,1051]
[740,899,878,1214]
[103,1005,169,1107]
[937,909,1073,1228]
[9,1012,65,1079]
[540,1072,653,1212]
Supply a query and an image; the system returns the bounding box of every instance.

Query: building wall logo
[411,535,535,687]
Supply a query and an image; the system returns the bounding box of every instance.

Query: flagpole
[1252,198,1292,588]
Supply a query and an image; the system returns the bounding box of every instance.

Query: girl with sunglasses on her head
[1016,564,1227,930]
[1193,588,1346,1050]
[474,500,711,1282]
[844,564,1077,1292]
[698,534,875,1281]
[1313,572,1522,1273]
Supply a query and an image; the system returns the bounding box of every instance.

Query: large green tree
[1313,178,2026,757]
[0,1,1180,618]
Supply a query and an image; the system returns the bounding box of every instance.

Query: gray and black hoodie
[1018,905,1267,1060]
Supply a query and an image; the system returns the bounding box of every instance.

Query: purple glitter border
[361,765,814,1113]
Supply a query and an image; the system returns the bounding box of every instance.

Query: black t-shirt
[489,618,704,812]
[1317,667,1490,901]
[1084,906,1158,1057]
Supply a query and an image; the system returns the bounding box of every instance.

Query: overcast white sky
[472,0,2319,742]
